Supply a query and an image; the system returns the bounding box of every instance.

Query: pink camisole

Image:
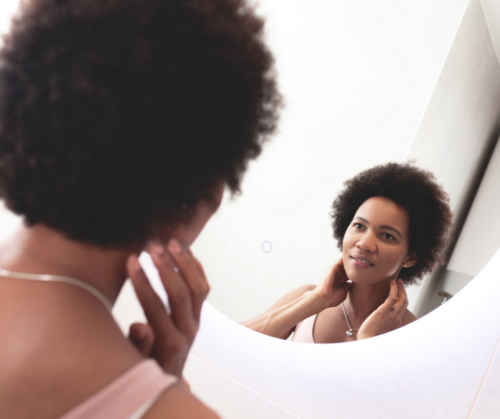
[60,359,178,419]
[291,314,318,343]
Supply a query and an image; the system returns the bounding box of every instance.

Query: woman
[242,162,454,343]
[0,0,281,417]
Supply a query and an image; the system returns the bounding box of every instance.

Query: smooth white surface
[442,269,474,295]
[185,355,300,419]
[185,248,500,418]
[470,336,500,418]
[0,203,22,241]
[481,0,500,62]
[447,137,500,277]
[0,0,18,42]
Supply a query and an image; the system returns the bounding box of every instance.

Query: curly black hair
[331,162,454,285]
[0,0,281,246]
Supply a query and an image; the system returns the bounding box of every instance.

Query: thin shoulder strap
[60,359,178,419]
[291,314,317,344]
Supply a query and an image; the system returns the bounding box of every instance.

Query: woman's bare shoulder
[144,381,220,419]
[265,284,317,312]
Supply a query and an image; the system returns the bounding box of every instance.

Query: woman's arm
[240,285,326,339]
[241,258,352,339]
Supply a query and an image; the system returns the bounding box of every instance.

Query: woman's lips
[349,255,374,269]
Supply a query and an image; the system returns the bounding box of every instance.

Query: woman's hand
[126,239,210,378]
[310,258,352,309]
[357,278,408,340]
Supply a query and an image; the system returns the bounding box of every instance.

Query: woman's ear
[403,252,418,268]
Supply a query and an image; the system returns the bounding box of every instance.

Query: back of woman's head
[0,0,281,246]
[331,162,454,285]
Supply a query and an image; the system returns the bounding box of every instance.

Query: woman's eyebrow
[380,225,403,239]
[354,216,369,224]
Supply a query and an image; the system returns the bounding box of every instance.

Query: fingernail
[391,279,396,286]
[150,240,165,255]
[168,239,182,255]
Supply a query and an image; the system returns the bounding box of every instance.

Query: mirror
[188,0,500,334]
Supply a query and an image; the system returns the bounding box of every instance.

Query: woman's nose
[356,231,377,252]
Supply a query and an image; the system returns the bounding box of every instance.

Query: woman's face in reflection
[342,196,416,285]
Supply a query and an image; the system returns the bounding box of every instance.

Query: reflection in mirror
[189,0,500,337]
[239,162,454,342]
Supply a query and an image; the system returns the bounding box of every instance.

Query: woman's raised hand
[311,258,352,309]
[357,278,408,340]
[126,239,210,378]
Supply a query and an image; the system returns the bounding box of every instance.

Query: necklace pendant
[346,330,353,336]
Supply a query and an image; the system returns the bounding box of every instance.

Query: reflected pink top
[291,314,317,344]
[60,359,178,419]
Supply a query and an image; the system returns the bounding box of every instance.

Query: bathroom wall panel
[403,0,500,314]
[480,0,500,62]
[111,310,130,333]
[469,338,500,418]
[443,137,500,295]
[185,355,300,419]
[113,279,137,318]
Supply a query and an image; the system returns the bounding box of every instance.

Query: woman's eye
[353,223,363,229]
[382,233,395,240]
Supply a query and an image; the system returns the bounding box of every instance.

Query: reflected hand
[311,258,352,309]
[357,278,408,340]
[126,240,210,378]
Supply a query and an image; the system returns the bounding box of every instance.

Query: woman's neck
[0,224,140,303]
[344,280,393,324]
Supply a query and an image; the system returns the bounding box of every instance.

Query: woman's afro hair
[331,162,454,285]
[0,0,282,246]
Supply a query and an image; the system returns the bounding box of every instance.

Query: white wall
[404,0,500,313]
[442,136,500,295]
[191,0,500,322]
[481,0,500,61]
[0,0,18,42]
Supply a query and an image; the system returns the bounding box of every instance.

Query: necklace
[342,302,359,336]
[0,268,113,311]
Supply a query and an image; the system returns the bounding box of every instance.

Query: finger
[381,279,398,311]
[127,255,182,345]
[167,240,210,320]
[129,322,155,356]
[185,249,210,294]
[185,248,209,292]
[186,249,206,278]
[325,258,346,288]
[338,257,347,274]
[337,258,350,284]
[394,278,409,312]
[148,242,196,337]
